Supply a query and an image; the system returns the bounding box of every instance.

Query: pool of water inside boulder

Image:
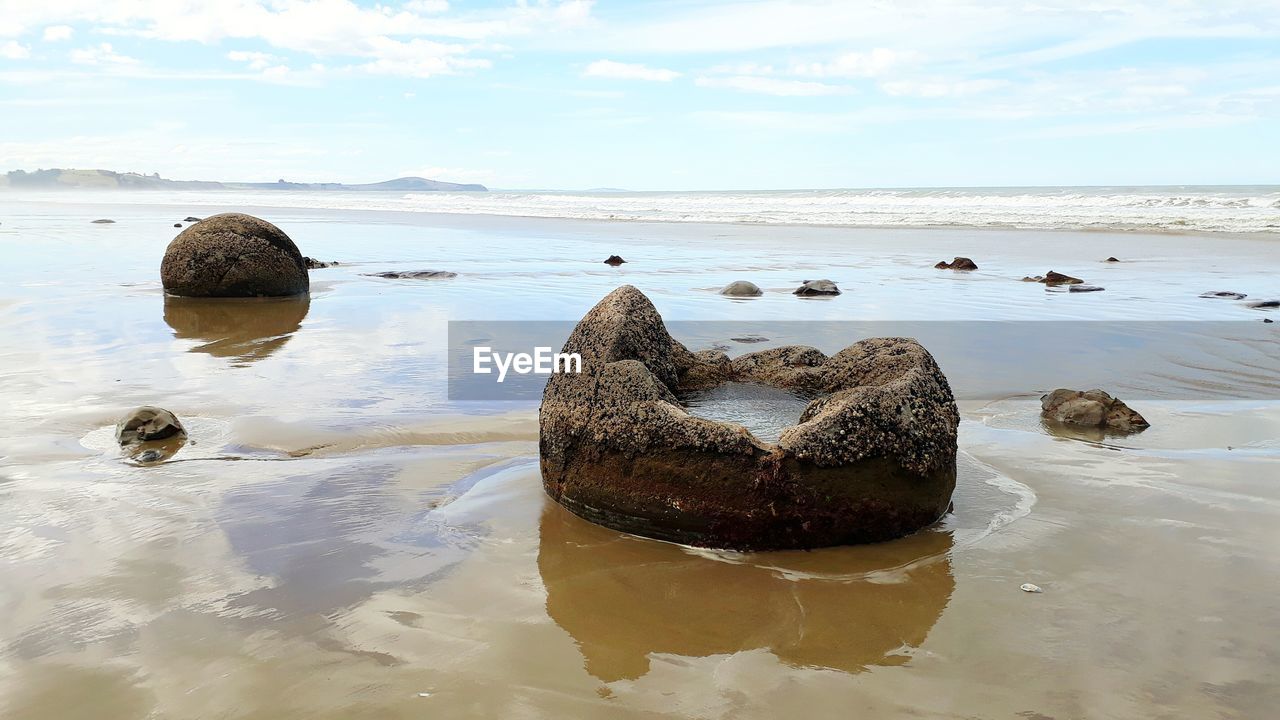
[678,382,817,443]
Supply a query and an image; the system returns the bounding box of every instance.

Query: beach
[1,192,1278,719]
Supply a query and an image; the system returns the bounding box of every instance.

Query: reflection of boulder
[539,285,958,550]
[163,295,310,364]
[538,504,955,682]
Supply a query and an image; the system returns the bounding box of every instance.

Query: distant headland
[0,168,488,192]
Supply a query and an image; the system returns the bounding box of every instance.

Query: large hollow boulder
[539,285,959,550]
[161,213,309,297]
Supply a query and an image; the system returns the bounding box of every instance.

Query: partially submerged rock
[363,270,456,279]
[935,257,978,270]
[160,213,309,297]
[720,280,763,297]
[303,256,339,269]
[1068,284,1106,293]
[793,279,841,296]
[173,223,182,228]
[184,216,202,223]
[92,219,115,224]
[539,285,958,550]
[1247,300,1279,309]
[1105,257,1120,263]
[604,255,627,266]
[1041,271,1084,286]
[115,406,186,445]
[1041,388,1149,434]
[1200,291,1247,300]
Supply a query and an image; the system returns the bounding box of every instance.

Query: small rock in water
[183,216,202,223]
[1021,276,1044,283]
[1247,300,1279,309]
[934,257,978,270]
[173,223,182,228]
[604,255,627,266]
[1040,271,1083,286]
[115,406,186,445]
[1105,256,1120,262]
[1068,284,1106,293]
[1041,388,1149,434]
[1200,291,1247,300]
[1021,583,1043,593]
[303,256,338,269]
[364,270,456,279]
[720,280,763,297]
[91,219,115,224]
[1265,318,1274,324]
[793,279,841,296]
[730,335,769,343]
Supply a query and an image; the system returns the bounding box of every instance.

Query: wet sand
[0,198,1278,719]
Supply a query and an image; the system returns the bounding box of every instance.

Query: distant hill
[0,168,487,192]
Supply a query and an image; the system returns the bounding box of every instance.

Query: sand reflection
[163,295,310,365]
[538,503,954,682]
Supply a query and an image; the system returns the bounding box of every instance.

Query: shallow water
[1,196,1279,719]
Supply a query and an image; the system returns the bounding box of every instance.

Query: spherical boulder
[160,213,309,297]
[720,280,763,297]
[539,285,958,550]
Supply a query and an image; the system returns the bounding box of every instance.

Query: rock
[363,270,456,279]
[730,335,769,344]
[183,216,202,223]
[1021,583,1043,593]
[793,279,841,296]
[1105,257,1120,262]
[1041,388,1149,434]
[934,257,978,270]
[1021,276,1044,283]
[604,255,627,266]
[1200,291,1247,300]
[719,280,762,297]
[539,285,958,550]
[160,213,309,298]
[91,219,115,224]
[1041,271,1083,286]
[303,256,339,269]
[173,223,182,228]
[1247,300,1279,309]
[115,406,186,445]
[1068,285,1106,293]
[1265,318,1274,324]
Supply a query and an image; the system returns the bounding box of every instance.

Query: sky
[0,0,1277,190]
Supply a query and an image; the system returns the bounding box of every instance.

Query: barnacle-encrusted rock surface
[538,285,959,550]
[161,213,309,297]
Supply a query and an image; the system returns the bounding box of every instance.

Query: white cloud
[69,43,138,66]
[695,75,849,96]
[791,48,916,78]
[0,40,29,59]
[227,50,278,71]
[42,25,74,42]
[583,59,679,81]
[880,78,1008,98]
